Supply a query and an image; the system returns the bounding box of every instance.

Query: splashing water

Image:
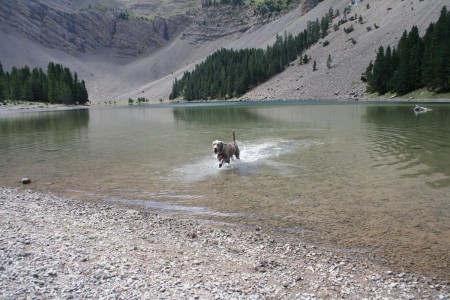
[168,139,317,183]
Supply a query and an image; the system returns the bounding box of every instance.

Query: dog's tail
[233,131,236,145]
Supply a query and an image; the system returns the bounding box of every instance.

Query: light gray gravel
[1,187,449,299]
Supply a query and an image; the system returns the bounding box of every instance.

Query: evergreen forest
[0,61,89,105]
[364,6,450,96]
[170,7,336,101]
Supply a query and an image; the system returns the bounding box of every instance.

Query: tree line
[0,61,89,104]
[364,6,450,95]
[170,8,336,101]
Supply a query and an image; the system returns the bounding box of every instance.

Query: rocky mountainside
[181,5,274,44]
[0,0,189,58]
[243,0,447,100]
[0,0,447,102]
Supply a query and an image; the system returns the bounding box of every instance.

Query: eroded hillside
[0,0,190,58]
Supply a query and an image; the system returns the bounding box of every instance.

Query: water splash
[168,139,317,183]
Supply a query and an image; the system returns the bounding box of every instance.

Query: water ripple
[104,196,241,217]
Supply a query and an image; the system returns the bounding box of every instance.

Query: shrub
[118,11,129,20]
[338,19,348,26]
[344,25,354,34]
[302,54,310,64]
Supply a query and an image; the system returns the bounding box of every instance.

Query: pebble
[0,187,449,299]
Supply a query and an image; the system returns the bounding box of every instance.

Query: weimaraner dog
[212,131,240,168]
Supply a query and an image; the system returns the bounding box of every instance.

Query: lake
[1,101,449,278]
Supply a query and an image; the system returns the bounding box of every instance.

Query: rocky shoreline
[1,98,450,115]
[1,187,449,299]
[0,102,89,113]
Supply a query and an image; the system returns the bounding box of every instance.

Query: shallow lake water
[1,101,449,278]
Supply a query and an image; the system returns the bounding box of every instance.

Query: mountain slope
[243,0,447,100]
[0,0,447,102]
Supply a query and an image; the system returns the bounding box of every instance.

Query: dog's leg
[218,155,225,168]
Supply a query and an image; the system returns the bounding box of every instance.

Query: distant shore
[1,187,449,299]
[1,97,450,114]
[0,102,89,113]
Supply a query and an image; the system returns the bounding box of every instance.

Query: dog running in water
[212,131,240,168]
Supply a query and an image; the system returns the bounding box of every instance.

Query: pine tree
[408,26,424,91]
[9,67,21,100]
[370,46,389,94]
[385,46,397,91]
[0,61,5,101]
[30,68,45,102]
[76,80,89,104]
[392,28,422,95]
[326,54,332,68]
[422,23,436,90]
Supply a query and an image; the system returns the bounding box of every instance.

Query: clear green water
[1,101,449,278]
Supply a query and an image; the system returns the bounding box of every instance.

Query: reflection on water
[0,109,90,182]
[1,102,449,279]
[173,103,266,125]
[0,109,89,151]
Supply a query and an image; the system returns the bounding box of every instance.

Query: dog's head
[212,140,224,154]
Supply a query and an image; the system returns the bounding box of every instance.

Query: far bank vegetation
[0,61,89,105]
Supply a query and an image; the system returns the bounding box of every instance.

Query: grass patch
[401,88,450,99]
[366,89,450,100]
[129,13,155,21]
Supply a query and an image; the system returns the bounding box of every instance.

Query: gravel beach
[1,187,449,299]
